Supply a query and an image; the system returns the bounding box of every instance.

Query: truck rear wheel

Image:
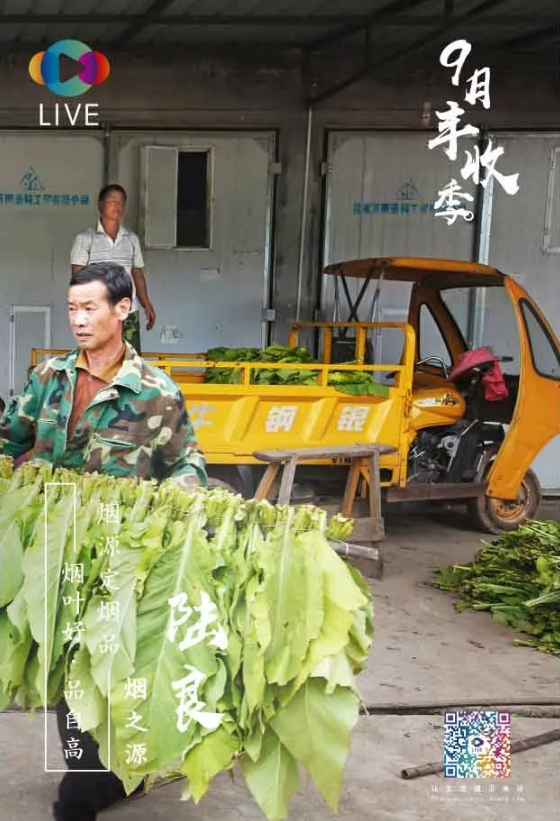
[467,469,541,534]
[206,466,246,496]
[207,477,239,494]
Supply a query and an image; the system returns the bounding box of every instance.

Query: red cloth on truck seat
[449,348,509,402]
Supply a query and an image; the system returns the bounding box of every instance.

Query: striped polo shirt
[70,220,145,312]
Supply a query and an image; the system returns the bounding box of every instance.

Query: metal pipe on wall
[468,129,497,349]
[296,107,313,321]
[102,122,112,184]
[467,128,488,347]
[472,169,495,349]
[466,129,486,348]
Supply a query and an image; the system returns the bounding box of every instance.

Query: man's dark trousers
[54,699,128,821]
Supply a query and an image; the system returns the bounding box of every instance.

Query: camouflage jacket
[0,342,207,486]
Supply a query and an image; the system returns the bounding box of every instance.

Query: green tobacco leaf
[313,534,368,613]
[66,646,108,733]
[18,644,42,711]
[525,590,560,608]
[182,724,239,802]
[0,476,45,606]
[0,522,23,607]
[434,520,560,655]
[0,455,13,480]
[258,513,324,686]
[243,722,265,763]
[241,726,300,821]
[0,608,33,708]
[0,470,43,521]
[84,547,140,696]
[71,482,105,557]
[345,607,373,675]
[101,497,228,785]
[311,651,355,694]
[270,679,359,811]
[328,379,389,397]
[22,483,76,702]
[241,574,270,719]
[95,710,144,797]
[281,599,352,704]
[2,590,33,687]
[281,535,371,700]
[345,564,374,672]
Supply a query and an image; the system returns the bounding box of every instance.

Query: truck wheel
[206,467,245,495]
[467,469,541,534]
[207,477,239,494]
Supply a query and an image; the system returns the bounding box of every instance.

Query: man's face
[99,190,126,222]
[68,281,130,351]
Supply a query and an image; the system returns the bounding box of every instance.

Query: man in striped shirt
[71,184,156,353]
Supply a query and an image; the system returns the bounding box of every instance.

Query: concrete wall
[0,51,557,343]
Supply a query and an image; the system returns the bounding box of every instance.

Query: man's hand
[144,303,156,331]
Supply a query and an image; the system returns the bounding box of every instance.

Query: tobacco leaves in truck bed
[204,345,389,397]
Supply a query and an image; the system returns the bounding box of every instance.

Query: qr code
[443,711,511,778]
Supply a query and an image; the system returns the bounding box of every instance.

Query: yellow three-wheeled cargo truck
[31,257,560,534]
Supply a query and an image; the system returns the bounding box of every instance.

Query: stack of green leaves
[433,520,560,656]
[0,456,373,819]
[205,345,389,397]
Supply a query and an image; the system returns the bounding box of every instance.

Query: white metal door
[0,132,104,400]
[9,306,51,397]
[116,131,275,352]
[321,131,478,325]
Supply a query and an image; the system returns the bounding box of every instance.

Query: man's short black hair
[98,183,127,202]
[70,262,132,306]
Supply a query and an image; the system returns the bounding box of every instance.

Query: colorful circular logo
[29,39,110,97]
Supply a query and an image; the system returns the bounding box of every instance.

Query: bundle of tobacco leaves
[0,455,372,820]
[204,345,389,397]
[433,520,560,656]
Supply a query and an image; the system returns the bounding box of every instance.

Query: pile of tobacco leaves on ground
[433,520,560,656]
[0,456,371,820]
[204,345,389,397]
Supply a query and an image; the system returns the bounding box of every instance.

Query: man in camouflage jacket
[0,339,206,485]
[0,261,206,821]
[0,270,205,488]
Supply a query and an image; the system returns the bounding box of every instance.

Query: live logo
[39,103,100,128]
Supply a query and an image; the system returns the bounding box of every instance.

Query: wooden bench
[253,443,396,579]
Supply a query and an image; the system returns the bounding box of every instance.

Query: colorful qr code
[443,711,511,778]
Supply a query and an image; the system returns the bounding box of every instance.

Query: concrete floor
[1,500,559,820]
